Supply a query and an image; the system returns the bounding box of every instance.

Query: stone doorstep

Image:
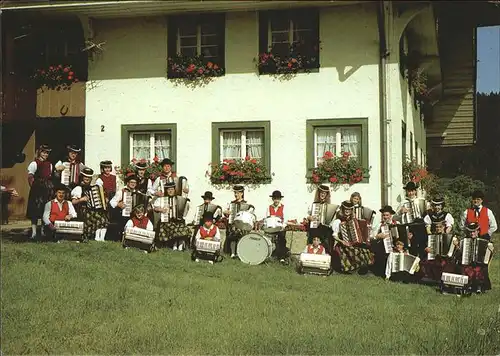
[1,219,32,233]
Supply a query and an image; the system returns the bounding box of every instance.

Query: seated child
[42,183,78,241]
[385,240,420,282]
[124,204,153,231]
[193,211,221,264]
[303,236,326,255]
[394,240,407,254]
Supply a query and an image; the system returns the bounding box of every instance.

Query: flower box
[256,43,319,75]
[115,158,164,183]
[309,151,369,188]
[207,157,273,186]
[167,55,224,81]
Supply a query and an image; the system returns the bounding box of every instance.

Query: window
[212,121,271,171]
[410,132,414,159]
[306,119,369,178]
[121,124,177,165]
[167,14,225,67]
[259,9,319,65]
[402,122,407,162]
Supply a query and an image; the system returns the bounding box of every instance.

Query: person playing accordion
[42,183,78,241]
[193,211,221,264]
[460,190,497,240]
[424,197,454,234]
[370,205,399,277]
[153,181,191,251]
[330,201,374,274]
[303,236,326,255]
[124,204,153,231]
[306,185,337,252]
[190,191,222,249]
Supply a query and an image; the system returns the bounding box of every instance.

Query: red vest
[466,207,489,236]
[269,204,284,219]
[199,225,217,240]
[131,216,150,229]
[35,159,52,179]
[49,200,69,223]
[307,245,324,254]
[100,174,116,194]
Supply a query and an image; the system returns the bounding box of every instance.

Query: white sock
[95,230,100,241]
[178,242,184,251]
[100,229,107,241]
[31,224,37,237]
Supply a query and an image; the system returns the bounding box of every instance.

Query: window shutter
[311,9,320,67]
[167,16,178,58]
[258,11,269,54]
[215,13,226,70]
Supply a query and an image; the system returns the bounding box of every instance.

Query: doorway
[35,117,85,165]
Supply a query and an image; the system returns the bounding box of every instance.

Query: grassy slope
[1,236,499,355]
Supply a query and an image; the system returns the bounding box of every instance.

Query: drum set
[233,212,287,266]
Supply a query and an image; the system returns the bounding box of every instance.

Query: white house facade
[81,1,433,224]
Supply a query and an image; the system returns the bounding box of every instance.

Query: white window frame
[219,129,264,162]
[313,127,361,167]
[177,20,219,58]
[129,131,171,162]
[267,13,315,51]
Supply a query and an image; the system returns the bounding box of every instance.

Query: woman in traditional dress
[26,144,55,239]
[330,201,374,274]
[71,168,109,242]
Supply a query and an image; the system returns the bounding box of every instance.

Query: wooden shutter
[167,16,178,59]
[258,11,268,54]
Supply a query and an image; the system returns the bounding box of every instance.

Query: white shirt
[460,205,498,235]
[95,174,117,191]
[395,198,429,220]
[151,174,190,196]
[153,195,190,219]
[371,219,398,240]
[195,225,221,242]
[1,186,6,192]
[423,212,455,229]
[302,245,326,255]
[27,161,53,175]
[55,160,86,171]
[124,218,154,231]
[265,203,284,221]
[71,186,84,199]
[109,189,134,209]
[42,199,77,225]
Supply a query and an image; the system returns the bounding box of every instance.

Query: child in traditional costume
[153,181,191,251]
[42,183,78,240]
[124,204,153,231]
[330,201,374,274]
[190,191,222,249]
[193,211,221,264]
[95,160,117,203]
[27,144,55,239]
[54,145,86,198]
[302,236,326,255]
[266,190,289,263]
[71,168,109,242]
[460,190,497,240]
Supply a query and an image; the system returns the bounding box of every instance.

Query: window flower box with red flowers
[255,42,319,76]
[402,158,435,193]
[207,156,273,186]
[114,157,165,183]
[167,55,224,81]
[32,64,80,91]
[309,151,369,188]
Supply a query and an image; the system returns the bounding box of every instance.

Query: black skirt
[26,178,54,220]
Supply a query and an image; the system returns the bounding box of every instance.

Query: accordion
[159,196,189,223]
[309,202,338,229]
[427,234,454,260]
[339,219,367,245]
[460,238,492,265]
[195,239,221,255]
[401,198,427,224]
[54,220,84,235]
[298,253,332,276]
[380,224,403,253]
[353,206,375,225]
[227,202,253,225]
[123,227,156,253]
[121,190,133,217]
[85,185,107,210]
[192,203,221,225]
[440,272,471,296]
[390,252,420,274]
[61,162,78,186]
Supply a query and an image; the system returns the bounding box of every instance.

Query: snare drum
[237,232,274,265]
[262,216,284,234]
[233,211,256,231]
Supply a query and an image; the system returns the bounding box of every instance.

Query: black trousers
[271,231,289,259]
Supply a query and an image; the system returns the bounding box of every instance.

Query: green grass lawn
[1,233,499,355]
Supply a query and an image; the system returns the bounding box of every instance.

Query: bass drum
[237,232,274,265]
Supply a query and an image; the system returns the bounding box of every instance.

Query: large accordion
[309,202,338,229]
[298,253,332,276]
[400,198,427,224]
[227,202,254,225]
[339,219,368,245]
[159,196,189,223]
[85,185,107,210]
[192,203,221,225]
[54,220,84,235]
[440,272,471,296]
[123,227,156,253]
[60,162,78,186]
[427,233,455,260]
[195,239,221,255]
[390,252,420,274]
[380,224,406,253]
[459,238,493,265]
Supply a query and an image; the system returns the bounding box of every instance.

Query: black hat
[379,205,396,214]
[160,158,175,166]
[125,174,138,183]
[135,161,148,170]
[270,190,284,198]
[318,185,330,192]
[54,183,67,192]
[201,191,215,200]
[81,168,94,177]
[431,197,445,205]
[67,144,81,153]
[100,160,113,167]
[165,181,176,188]
[38,144,52,152]
[233,185,244,192]
[341,201,354,209]
[403,182,419,191]
[132,204,145,214]
[433,220,446,226]
[202,211,214,222]
[472,190,484,199]
[465,222,480,232]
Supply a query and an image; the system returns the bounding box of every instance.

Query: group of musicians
[26,144,496,293]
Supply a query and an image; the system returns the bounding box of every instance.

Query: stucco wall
[85,4,408,224]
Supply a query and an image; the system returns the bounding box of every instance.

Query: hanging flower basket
[167,54,224,81]
[255,42,319,75]
[207,156,273,186]
[32,64,80,90]
[114,157,167,183]
[309,151,369,188]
